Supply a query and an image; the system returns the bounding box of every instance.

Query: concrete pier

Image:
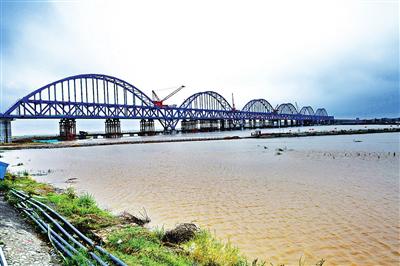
[181,119,198,132]
[59,118,76,140]
[139,119,155,136]
[0,119,12,143]
[105,118,121,138]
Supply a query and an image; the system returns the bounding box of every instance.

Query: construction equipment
[231,93,236,111]
[152,85,185,108]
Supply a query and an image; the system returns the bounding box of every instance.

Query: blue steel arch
[0,74,334,132]
[276,103,298,114]
[3,74,159,119]
[242,99,274,113]
[315,108,328,116]
[179,91,233,111]
[299,106,315,116]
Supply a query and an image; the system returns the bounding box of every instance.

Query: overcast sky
[1,0,399,134]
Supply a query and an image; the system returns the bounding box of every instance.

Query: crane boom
[162,85,185,102]
[152,85,185,108]
[152,90,161,101]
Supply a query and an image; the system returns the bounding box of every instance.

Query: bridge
[0,74,333,143]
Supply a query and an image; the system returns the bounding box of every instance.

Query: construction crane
[231,93,236,111]
[152,85,185,108]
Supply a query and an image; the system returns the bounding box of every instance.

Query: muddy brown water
[2,129,399,265]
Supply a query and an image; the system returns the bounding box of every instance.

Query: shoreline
[0,127,399,151]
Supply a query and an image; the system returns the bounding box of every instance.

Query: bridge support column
[0,119,12,143]
[259,119,266,128]
[200,120,210,131]
[181,119,198,133]
[59,118,76,140]
[139,119,155,136]
[105,118,121,138]
[247,119,253,129]
[190,120,198,132]
[181,120,188,133]
[227,119,234,130]
[210,120,219,131]
[220,120,226,131]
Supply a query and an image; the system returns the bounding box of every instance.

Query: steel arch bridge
[0,74,334,131]
[299,106,315,116]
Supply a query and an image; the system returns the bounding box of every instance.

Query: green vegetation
[0,172,325,266]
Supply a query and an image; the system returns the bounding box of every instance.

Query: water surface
[3,126,399,265]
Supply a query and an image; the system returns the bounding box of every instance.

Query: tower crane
[152,85,185,108]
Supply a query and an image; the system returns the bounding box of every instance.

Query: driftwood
[119,209,150,226]
[162,223,198,244]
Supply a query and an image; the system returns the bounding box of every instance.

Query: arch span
[299,106,315,116]
[3,74,157,119]
[276,103,298,114]
[315,108,328,116]
[242,99,274,113]
[179,91,233,111]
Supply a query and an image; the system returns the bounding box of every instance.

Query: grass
[0,172,325,266]
[183,230,247,266]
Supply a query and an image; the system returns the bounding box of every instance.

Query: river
[2,125,399,265]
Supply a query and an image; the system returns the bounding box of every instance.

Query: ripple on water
[3,132,400,265]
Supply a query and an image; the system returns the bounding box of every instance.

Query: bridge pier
[181,119,188,132]
[0,119,12,143]
[259,119,266,128]
[180,119,198,133]
[227,119,235,130]
[190,120,199,132]
[105,118,121,138]
[139,119,155,136]
[199,120,210,131]
[59,118,76,140]
[210,119,219,131]
[220,119,226,131]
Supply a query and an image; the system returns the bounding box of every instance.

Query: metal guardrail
[0,246,7,266]
[9,189,126,266]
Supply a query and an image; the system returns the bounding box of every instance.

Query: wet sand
[2,131,399,265]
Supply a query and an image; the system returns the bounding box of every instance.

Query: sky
[0,0,399,135]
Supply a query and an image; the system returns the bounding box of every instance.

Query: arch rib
[242,99,274,113]
[179,91,233,111]
[276,103,298,114]
[299,106,315,116]
[3,74,157,119]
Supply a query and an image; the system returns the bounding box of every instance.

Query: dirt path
[0,193,60,266]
